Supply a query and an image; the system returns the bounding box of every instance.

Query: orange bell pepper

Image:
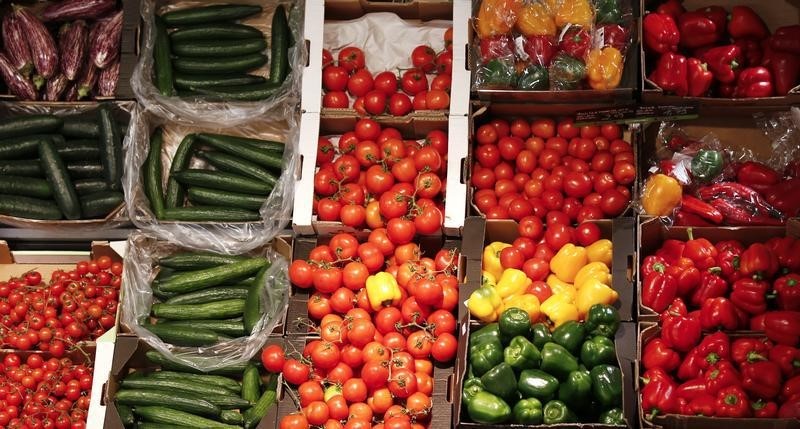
[476,0,523,38]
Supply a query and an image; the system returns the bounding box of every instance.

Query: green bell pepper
[590,364,623,407]
[504,336,541,371]
[549,53,586,90]
[530,322,553,349]
[557,369,592,407]
[517,66,549,90]
[580,336,617,370]
[467,391,511,424]
[462,377,484,406]
[470,338,504,376]
[585,304,620,338]
[599,407,625,425]
[690,150,723,183]
[595,0,622,24]
[499,307,531,343]
[470,323,501,347]
[541,342,579,380]
[551,320,585,355]
[543,400,578,424]
[481,59,516,87]
[513,398,543,424]
[480,363,518,402]
[517,369,559,402]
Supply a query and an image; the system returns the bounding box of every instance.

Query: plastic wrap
[130,0,304,126]
[754,107,800,171]
[0,101,131,230]
[121,232,289,372]
[123,103,297,254]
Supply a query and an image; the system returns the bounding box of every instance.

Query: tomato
[304,401,330,426]
[327,396,350,421]
[414,172,442,199]
[568,137,597,161]
[610,139,632,154]
[261,344,286,373]
[308,293,332,319]
[341,378,368,403]
[348,69,374,97]
[378,191,408,219]
[497,247,523,270]
[431,333,457,362]
[378,128,402,144]
[498,136,523,161]
[557,118,579,139]
[299,381,325,407]
[374,71,398,95]
[353,97,366,116]
[412,91,427,110]
[314,167,338,196]
[545,223,573,251]
[612,161,636,185]
[388,93,412,116]
[322,49,334,67]
[578,205,605,222]
[405,331,433,359]
[435,50,453,75]
[538,148,561,170]
[400,69,428,95]
[527,280,552,303]
[543,174,563,192]
[615,151,634,164]
[348,318,377,348]
[541,190,564,211]
[332,155,360,183]
[388,368,418,398]
[361,360,390,389]
[317,198,343,221]
[546,211,570,227]
[339,183,365,205]
[425,89,449,110]
[364,90,387,115]
[430,74,451,92]
[601,123,622,140]
[600,188,628,216]
[485,205,509,219]
[387,218,416,245]
[476,124,498,145]
[316,138,336,166]
[580,125,600,139]
[414,146,442,171]
[425,130,448,156]
[575,222,601,246]
[592,172,616,194]
[368,228,396,256]
[411,45,436,72]
[281,413,310,429]
[494,162,514,180]
[583,192,603,207]
[506,197,533,221]
[531,118,556,138]
[474,144,500,169]
[338,47,365,72]
[284,359,312,385]
[563,171,592,198]
[322,66,349,91]
[522,257,550,281]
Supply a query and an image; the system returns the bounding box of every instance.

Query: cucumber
[144,323,221,347]
[0,176,52,198]
[74,179,110,196]
[219,410,243,425]
[197,150,278,186]
[115,389,220,417]
[79,191,123,218]
[242,375,278,429]
[241,364,260,404]
[195,132,284,154]
[39,139,81,220]
[0,135,58,160]
[136,424,192,429]
[66,162,104,179]
[60,117,100,138]
[131,406,238,429]
[144,350,249,375]
[159,252,248,270]
[0,160,42,177]
[243,265,268,335]
[203,394,251,410]
[154,16,175,97]
[165,134,196,208]
[172,38,267,58]
[0,195,62,219]
[98,104,123,190]
[145,128,166,218]
[169,23,263,42]
[152,283,179,300]
[165,285,251,305]
[190,82,281,101]
[152,299,246,320]
[55,139,100,161]
[0,115,63,139]
[269,5,290,84]
[174,73,266,90]
[141,371,241,393]
[157,257,268,294]
[162,206,261,222]
[172,169,271,195]
[122,376,236,397]
[194,134,282,170]
[187,187,266,211]
[117,404,135,427]
[155,319,246,337]
[161,5,262,26]
[172,54,267,75]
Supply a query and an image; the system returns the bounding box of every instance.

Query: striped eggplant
[1,12,33,76]
[63,83,78,101]
[97,59,119,96]
[0,54,37,100]
[89,10,122,69]
[15,6,58,79]
[58,20,88,81]
[42,0,116,22]
[77,63,99,99]
[45,73,69,101]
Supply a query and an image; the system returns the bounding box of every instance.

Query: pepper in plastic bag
[586,47,623,90]
[549,53,586,90]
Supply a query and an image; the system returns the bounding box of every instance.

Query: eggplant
[42,0,116,22]
[15,6,58,80]
[1,13,33,76]
[89,10,122,69]
[58,20,88,81]
[45,73,69,101]
[97,59,119,96]
[0,54,37,100]
[77,63,99,99]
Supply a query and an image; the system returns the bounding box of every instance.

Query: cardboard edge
[301,0,324,114]
[293,112,322,235]
[613,217,637,322]
[449,0,471,117]
[444,115,469,235]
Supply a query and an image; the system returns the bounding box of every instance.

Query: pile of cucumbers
[115,349,277,428]
[144,128,284,222]
[153,3,291,101]
[145,251,273,346]
[0,106,125,221]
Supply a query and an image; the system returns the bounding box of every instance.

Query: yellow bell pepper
[483,242,511,280]
[476,0,523,38]
[502,293,541,322]
[586,239,613,267]
[546,275,576,300]
[540,292,579,327]
[515,3,556,37]
[586,47,623,90]
[554,0,593,28]
[365,272,402,311]
[575,278,619,318]
[482,271,497,288]
[550,244,587,283]
[574,262,612,289]
[468,286,503,322]
[642,173,682,216]
[496,268,531,299]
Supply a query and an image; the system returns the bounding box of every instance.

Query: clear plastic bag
[654,121,726,186]
[130,0,304,126]
[754,107,800,172]
[121,232,289,372]
[122,103,297,254]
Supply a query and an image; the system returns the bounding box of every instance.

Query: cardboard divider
[450,0,471,117]
[301,0,324,114]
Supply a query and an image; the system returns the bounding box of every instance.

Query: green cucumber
[117,404,135,427]
[141,371,241,393]
[162,206,261,222]
[115,389,220,417]
[156,319,246,337]
[164,134,196,208]
[173,54,267,75]
[79,191,123,218]
[174,73,266,90]
[161,5,262,26]
[60,117,100,138]
[144,324,221,347]
[39,139,81,220]
[195,132,284,153]
[197,150,278,186]
[241,364,260,404]
[152,299,246,320]
[145,128,166,218]
[55,139,100,161]
[66,162,104,179]
[98,104,123,190]
[154,16,175,97]
[0,160,42,177]
[0,176,52,198]
[269,5,290,84]
[144,350,249,375]
[243,266,268,335]
[165,285,251,305]
[172,38,267,58]
[159,252,248,270]
[190,82,280,101]
[136,424,192,429]
[0,195,62,220]
[193,134,282,170]
[172,169,271,195]
[122,376,236,397]
[169,23,263,42]
[131,406,238,429]
[0,135,59,160]
[0,115,63,139]
[156,257,267,293]
[187,187,266,211]
[219,410,244,425]
[243,375,278,429]
[74,179,110,196]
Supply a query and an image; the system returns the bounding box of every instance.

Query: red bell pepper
[742,360,782,399]
[769,51,800,96]
[690,270,728,308]
[778,397,800,418]
[686,58,713,97]
[678,12,719,49]
[642,255,668,278]
[728,6,770,41]
[702,45,743,83]
[704,361,741,396]
[656,239,686,265]
[716,243,744,284]
[678,348,704,381]
[665,265,701,297]
[676,377,708,401]
[785,159,800,178]
[730,278,771,315]
[641,368,679,419]
[751,313,767,331]
[649,52,688,96]
[697,331,732,368]
[717,82,737,98]
[771,25,800,54]
[770,344,800,377]
[686,394,716,416]
[766,237,796,270]
[752,400,779,418]
[734,67,774,98]
[681,195,723,224]
[709,197,786,226]
[734,38,763,68]
[715,385,752,417]
[684,228,718,270]
[597,24,629,53]
[739,243,779,280]
[700,297,739,331]
[643,12,680,54]
[782,374,800,400]
[661,298,702,352]
[775,274,800,311]
[642,271,678,313]
[763,178,800,218]
[764,311,800,346]
[716,240,745,254]
[731,337,771,365]
[675,210,714,227]
[479,35,515,63]
[737,161,780,187]
[558,28,590,59]
[643,338,681,372]
[523,35,557,67]
[698,6,728,40]
[655,0,685,21]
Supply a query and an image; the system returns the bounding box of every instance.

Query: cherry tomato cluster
[272,232,460,429]
[321,27,454,115]
[0,257,121,354]
[0,353,93,429]
[472,118,636,222]
[314,119,448,234]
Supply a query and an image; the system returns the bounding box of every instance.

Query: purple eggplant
[2,12,33,76]
[58,20,88,81]
[45,73,69,101]
[63,82,78,101]
[89,10,122,69]
[42,0,116,22]
[77,63,99,99]
[97,59,118,97]
[15,6,58,80]
[0,53,37,100]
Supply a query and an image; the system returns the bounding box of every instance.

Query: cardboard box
[640,0,800,113]
[0,0,138,101]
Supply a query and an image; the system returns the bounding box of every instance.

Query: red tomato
[522,257,550,281]
[579,125,600,139]
[411,45,437,72]
[364,90,387,115]
[388,93,412,116]
[507,197,533,221]
[499,247,525,269]
[518,216,544,240]
[601,123,622,140]
[401,69,428,95]
[575,222,602,246]
[338,47,365,72]
[374,71,399,95]
[323,91,349,108]
[563,171,593,198]
[476,124,498,145]
[546,211,570,226]
[599,189,628,216]
[322,49,334,67]
[512,237,537,259]
[557,119,579,139]
[322,66,349,91]
[355,118,381,141]
[498,136,523,161]
[490,119,510,137]
[435,50,453,75]
[612,161,636,185]
[531,118,556,138]
[545,223,573,251]
[430,74,451,92]
[527,280,552,303]
[425,90,450,110]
